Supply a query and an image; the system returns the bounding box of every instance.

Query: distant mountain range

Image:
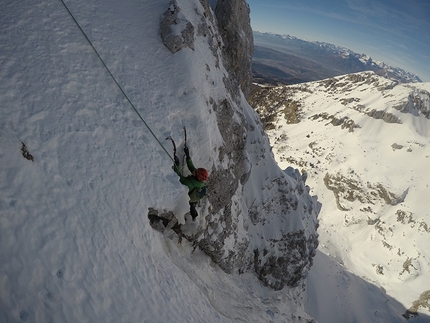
[253,31,422,85]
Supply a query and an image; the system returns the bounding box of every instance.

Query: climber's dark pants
[189,202,198,219]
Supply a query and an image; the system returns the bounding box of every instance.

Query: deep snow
[1,0,428,322]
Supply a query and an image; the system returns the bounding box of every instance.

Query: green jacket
[173,157,206,202]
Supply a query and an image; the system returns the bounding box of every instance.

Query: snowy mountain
[253,31,422,84]
[249,71,430,320]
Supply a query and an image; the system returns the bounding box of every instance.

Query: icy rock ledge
[160,0,195,53]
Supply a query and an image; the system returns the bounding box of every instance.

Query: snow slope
[0,0,315,322]
[254,72,430,320]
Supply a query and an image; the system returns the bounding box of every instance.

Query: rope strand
[59,0,174,162]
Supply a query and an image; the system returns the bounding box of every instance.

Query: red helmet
[195,168,209,182]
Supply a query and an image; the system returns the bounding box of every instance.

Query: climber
[172,145,209,220]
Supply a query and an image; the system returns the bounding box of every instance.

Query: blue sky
[247,0,430,81]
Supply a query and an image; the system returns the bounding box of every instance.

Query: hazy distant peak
[253,31,422,84]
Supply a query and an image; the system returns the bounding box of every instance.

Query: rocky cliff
[160,0,320,290]
[214,0,254,99]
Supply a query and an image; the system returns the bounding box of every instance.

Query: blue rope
[59,0,174,162]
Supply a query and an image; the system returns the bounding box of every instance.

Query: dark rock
[160,1,195,53]
[215,0,254,98]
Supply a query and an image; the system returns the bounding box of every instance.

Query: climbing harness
[58,0,174,162]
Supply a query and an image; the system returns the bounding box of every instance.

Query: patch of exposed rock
[394,89,430,119]
[366,109,402,124]
[160,1,195,53]
[214,0,254,98]
[309,113,360,132]
[323,172,407,211]
[405,290,430,318]
[320,72,398,92]
[248,85,306,129]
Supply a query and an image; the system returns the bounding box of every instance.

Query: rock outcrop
[161,0,254,97]
[160,1,195,53]
[214,0,254,98]
[202,96,320,290]
[159,0,320,291]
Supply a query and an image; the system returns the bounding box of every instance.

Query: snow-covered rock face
[160,1,195,53]
[159,0,320,290]
[161,0,254,98]
[204,97,320,290]
[249,71,430,311]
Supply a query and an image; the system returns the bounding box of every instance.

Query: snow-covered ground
[0,0,309,322]
[260,73,430,321]
[1,0,429,322]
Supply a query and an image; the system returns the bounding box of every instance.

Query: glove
[174,155,180,166]
[184,146,190,158]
